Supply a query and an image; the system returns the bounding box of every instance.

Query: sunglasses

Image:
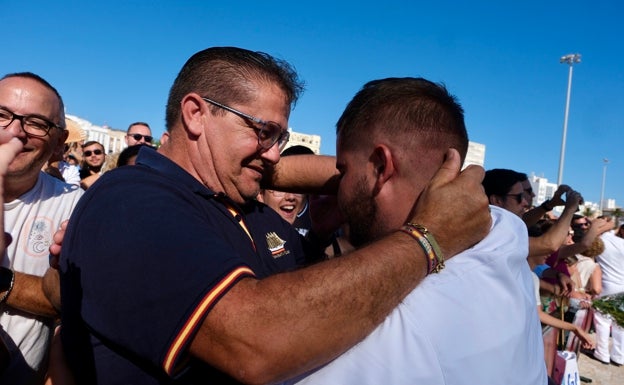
[505,192,525,204]
[83,149,103,157]
[128,133,153,143]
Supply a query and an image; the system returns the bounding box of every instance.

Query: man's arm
[528,190,582,257]
[190,149,492,384]
[4,272,58,318]
[557,217,613,260]
[266,154,340,195]
[522,185,570,226]
[0,136,54,317]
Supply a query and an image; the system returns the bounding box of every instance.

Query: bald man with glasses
[0,72,83,383]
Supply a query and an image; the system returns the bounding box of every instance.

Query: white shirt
[1,172,83,383]
[596,231,624,296]
[288,206,547,385]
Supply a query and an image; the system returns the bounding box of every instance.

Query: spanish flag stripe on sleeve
[163,266,255,375]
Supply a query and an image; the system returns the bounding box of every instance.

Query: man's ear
[371,144,395,194]
[180,93,207,138]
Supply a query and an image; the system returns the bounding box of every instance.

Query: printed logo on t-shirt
[21,217,53,257]
[265,232,290,259]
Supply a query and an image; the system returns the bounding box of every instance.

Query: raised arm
[266,154,340,194]
[523,184,570,226]
[528,190,582,257]
[190,149,492,384]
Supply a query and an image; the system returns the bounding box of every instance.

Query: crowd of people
[0,46,623,385]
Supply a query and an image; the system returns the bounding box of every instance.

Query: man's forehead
[0,77,60,114]
[129,124,151,133]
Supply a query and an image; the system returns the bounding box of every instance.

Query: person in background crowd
[256,146,314,234]
[78,140,105,189]
[0,72,83,383]
[125,122,153,146]
[58,47,490,384]
[592,219,624,366]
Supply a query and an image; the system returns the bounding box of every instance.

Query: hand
[557,273,575,297]
[563,190,583,210]
[549,185,571,207]
[408,148,491,260]
[0,132,24,251]
[49,220,69,270]
[586,217,614,237]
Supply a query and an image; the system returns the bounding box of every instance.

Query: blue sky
[3,1,623,206]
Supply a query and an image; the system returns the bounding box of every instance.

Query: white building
[66,114,126,153]
[528,174,558,207]
[284,130,321,154]
[464,141,486,169]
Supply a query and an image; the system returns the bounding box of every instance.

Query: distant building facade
[283,130,321,154]
[66,114,126,153]
[463,141,486,169]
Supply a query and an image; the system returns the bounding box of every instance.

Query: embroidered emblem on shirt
[265,232,289,259]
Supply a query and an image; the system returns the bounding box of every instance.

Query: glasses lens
[0,109,13,126]
[131,134,153,143]
[84,150,103,156]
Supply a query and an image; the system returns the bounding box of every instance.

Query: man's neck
[3,173,39,203]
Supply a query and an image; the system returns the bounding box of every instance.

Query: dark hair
[165,46,304,131]
[281,145,314,156]
[117,144,148,167]
[1,72,65,128]
[336,77,468,161]
[127,122,150,133]
[82,141,104,150]
[482,168,526,198]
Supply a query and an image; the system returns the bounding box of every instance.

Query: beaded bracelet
[0,269,15,305]
[400,224,445,274]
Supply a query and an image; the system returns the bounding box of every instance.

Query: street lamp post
[557,53,581,186]
[600,158,609,212]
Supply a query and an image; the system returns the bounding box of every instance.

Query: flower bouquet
[592,292,624,326]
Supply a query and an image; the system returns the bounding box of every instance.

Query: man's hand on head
[409,148,491,260]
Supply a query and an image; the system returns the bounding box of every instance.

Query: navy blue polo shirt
[60,147,305,384]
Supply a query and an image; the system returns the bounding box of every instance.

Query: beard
[340,176,378,248]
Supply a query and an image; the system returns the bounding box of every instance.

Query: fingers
[0,137,23,175]
[426,148,461,188]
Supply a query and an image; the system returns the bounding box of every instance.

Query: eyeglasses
[128,133,153,143]
[575,221,590,227]
[83,149,103,157]
[0,107,64,138]
[267,190,303,198]
[202,97,289,151]
[506,192,526,204]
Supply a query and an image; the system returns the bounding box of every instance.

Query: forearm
[5,271,58,318]
[192,231,428,384]
[528,207,576,257]
[523,205,549,227]
[267,155,340,194]
[538,310,576,332]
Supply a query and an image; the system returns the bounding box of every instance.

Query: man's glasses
[506,193,526,204]
[267,190,303,198]
[0,107,64,138]
[128,133,153,143]
[576,221,590,227]
[83,149,103,157]
[202,97,289,151]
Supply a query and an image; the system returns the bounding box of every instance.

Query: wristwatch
[0,267,13,292]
